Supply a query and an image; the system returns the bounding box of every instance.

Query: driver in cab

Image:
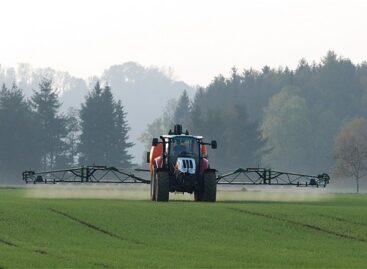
[173,140,187,156]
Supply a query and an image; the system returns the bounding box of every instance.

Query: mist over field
[24,184,334,202]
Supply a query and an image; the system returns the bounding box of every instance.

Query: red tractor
[148,124,217,202]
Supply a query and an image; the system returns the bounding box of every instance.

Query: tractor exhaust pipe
[174,124,183,135]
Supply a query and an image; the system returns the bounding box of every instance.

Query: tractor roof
[162,134,203,140]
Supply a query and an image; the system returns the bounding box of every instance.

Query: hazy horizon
[1,0,367,86]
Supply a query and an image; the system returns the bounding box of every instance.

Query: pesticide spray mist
[24,184,333,202]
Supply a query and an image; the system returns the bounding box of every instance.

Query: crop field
[0,187,366,268]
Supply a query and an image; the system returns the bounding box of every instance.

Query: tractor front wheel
[194,190,203,201]
[154,170,169,202]
[202,170,217,202]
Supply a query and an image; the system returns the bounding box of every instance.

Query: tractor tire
[202,170,217,202]
[194,190,203,201]
[150,172,156,201]
[155,170,170,202]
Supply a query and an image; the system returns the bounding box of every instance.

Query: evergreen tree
[31,79,69,170]
[188,71,265,169]
[190,88,206,134]
[113,100,134,167]
[223,104,265,168]
[173,90,191,128]
[0,84,41,182]
[79,82,133,167]
[55,108,80,168]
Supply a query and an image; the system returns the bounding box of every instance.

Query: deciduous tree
[334,117,367,193]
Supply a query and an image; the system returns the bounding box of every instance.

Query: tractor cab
[169,136,199,160]
[150,125,216,175]
[164,135,201,175]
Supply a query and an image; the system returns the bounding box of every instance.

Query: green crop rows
[0,188,366,268]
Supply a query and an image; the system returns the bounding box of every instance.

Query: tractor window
[169,137,199,161]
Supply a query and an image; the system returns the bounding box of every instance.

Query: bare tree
[334,118,367,193]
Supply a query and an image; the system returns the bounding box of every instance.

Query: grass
[0,187,366,268]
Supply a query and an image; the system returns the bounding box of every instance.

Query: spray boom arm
[22,166,330,187]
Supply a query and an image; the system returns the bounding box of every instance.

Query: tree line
[2,51,367,191]
[0,80,133,183]
[141,51,367,192]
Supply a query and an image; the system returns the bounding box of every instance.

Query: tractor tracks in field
[0,235,61,262]
[227,207,367,243]
[317,214,367,227]
[0,238,17,247]
[0,235,52,256]
[0,222,75,265]
[49,208,143,245]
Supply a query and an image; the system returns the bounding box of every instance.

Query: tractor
[148,124,217,202]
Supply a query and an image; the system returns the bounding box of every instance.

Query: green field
[0,188,366,268]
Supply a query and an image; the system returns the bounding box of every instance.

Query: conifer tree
[79,82,133,166]
[0,84,40,181]
[173,90,191,128]
[113,100,134,167]
[31,79,68,170]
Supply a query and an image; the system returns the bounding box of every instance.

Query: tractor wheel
[150,172,156,201]
[155,170,169,202]
[194,190,203,201]
[202,170,217,202]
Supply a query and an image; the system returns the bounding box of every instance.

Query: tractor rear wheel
[202,170,217,202]
[155,170,169,202]
[150,172,156,201]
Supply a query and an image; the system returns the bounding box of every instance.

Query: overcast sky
[0,0,366,86]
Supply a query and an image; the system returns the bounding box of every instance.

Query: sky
[0,0,366,86]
